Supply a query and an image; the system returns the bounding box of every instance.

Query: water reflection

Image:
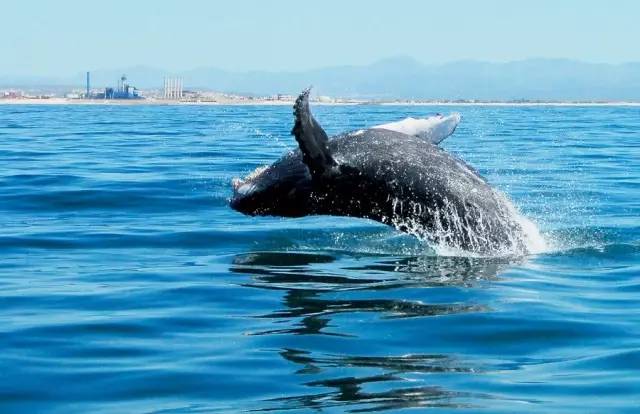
[261,379,475,412]
[231,251,519,412]
[232,251,512,290]
[275,349,481,412]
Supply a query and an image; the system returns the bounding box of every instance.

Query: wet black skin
[230,128,526,254]
[231,129,518,254]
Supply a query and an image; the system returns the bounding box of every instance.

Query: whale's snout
[230,177,258,214]
[231,177,257,198]
[229,165,271,214]
[229,158,313,217]
[231,177,242,191]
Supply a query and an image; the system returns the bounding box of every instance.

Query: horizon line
[2,56,640,79]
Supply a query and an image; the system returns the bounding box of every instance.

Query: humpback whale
[230,89,543,255]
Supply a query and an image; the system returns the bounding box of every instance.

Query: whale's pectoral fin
[291,88,338,178]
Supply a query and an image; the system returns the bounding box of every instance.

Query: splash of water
[385,189,549,258]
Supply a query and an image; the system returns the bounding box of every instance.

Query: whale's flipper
[373,113,462,145]
[292,88,338,178]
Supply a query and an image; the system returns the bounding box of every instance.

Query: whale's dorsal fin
[291,88,338,178]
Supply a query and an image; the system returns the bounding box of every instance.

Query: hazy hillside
[3,58,640,100]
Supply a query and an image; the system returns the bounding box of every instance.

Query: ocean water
[0,103,638,413]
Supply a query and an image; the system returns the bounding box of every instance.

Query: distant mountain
[2,57,640,100]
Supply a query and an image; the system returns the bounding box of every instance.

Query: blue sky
[3,0,639,75]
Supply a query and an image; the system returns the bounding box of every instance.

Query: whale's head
[230,88,339,218]
[230,152,314,217]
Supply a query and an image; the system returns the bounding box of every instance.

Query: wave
[269,218,633,261]
[0,229,268,250]
[0,176,232,212]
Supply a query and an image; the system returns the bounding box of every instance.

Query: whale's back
[327,129,529,254]
[330,129,489,205]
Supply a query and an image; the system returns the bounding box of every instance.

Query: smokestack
[163,77,184,100]
[86,71,90,98]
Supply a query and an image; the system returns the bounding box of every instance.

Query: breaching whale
[230,89,543,255]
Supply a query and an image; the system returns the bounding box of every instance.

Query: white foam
[508,208,548,255]
[384,190,549,258]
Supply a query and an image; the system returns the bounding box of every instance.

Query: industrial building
[163,77,183,99]
[85,72,143,100]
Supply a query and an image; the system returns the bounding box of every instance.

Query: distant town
[1,71,639,106]
[0,72,364,105]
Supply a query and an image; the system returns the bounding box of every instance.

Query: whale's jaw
[229,155,313,218]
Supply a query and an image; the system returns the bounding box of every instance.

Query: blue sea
[1,103,638,413]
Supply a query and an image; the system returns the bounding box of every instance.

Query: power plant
[69,72,193,101]
[84,72,142,100]
[163,77,183,99]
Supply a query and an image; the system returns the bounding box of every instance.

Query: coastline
[1,97,639,107]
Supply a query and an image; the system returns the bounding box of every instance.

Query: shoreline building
[164,77,183,99]
[83,73,142,100]
[111,74,141,99]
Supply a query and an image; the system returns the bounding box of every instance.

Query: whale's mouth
[230,177,256,209]
[230,165,271,212]
[232,165,269,195]
[231,178,255,198]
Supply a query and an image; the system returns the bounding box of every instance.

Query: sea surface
[0,104,638,413]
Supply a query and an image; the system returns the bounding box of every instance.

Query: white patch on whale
[373,113,461,144]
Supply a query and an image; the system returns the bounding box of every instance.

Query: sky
[2,0,640,76]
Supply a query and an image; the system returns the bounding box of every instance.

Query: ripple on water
[0,104,638,413]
